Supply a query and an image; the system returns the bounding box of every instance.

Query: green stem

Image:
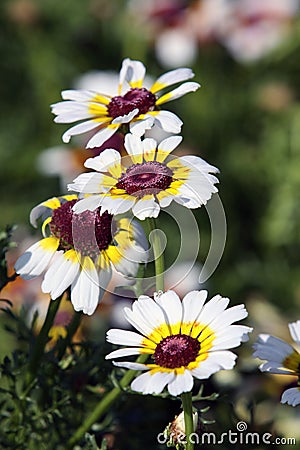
[67,218,165,447]
[147,217,165,292]
[181,392,194,450]
[26,297,62,386]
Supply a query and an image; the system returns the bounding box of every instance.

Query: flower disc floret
[154,334,200,369]
[49,199,113,255]
[107,88,157,118]
[115,161,173,197]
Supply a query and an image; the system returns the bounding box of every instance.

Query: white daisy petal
[281,387,300,407]
[111,108,139,124]
[71,257,99,315]
[119,58,131,92]
[151,68,195,93]
[112,361,149,371]
[132,197,160,220]
[174,173,218,209]
[105,347,142,359]
[130,116,155,137]
[213,325,253,350]
[209,304,249,331]
[288,320,300,346]
[86,126,118,149]
[168,371,194,396]
[192,351,237,379]
[15,238,59,280]
[29,199,60,228]
[182,290,208,325]
[129,295,168,334]
[98,265,112,300]
[253,335,294,362]
[155,290,183,333]
[68,172,109,194]
[62,120,102,143]
[196,295,230,328]
[122,59,146,87]
[124,134,144,163]
[153,110,183,134]
[180,155,219,175]
[156,82,200,106]
[51,101,89,114]
[84,148,121,174]
[157,135,182,155]
[60,89,99,102]
[42,250,80,299]
[157,194,174,208]
[131,371,175,395]
[106,329,144,347]
[124,307,155,337]
[98,195,135,216]
[112,243,147,277]
[54,110,93,124]
[142,138,157,161]
[71,196,102,213]
[258,361,293,375]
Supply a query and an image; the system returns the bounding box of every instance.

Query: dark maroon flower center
[49,199,113,257]
[154,334,200,369]
[107,88,156,119]
[116,161,173,198]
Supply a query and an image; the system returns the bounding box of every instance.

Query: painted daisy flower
[253,320,300,406]
[105,290,252,396]
[51,58,200,148]
[14,195,148,315]
[68,134,219,220]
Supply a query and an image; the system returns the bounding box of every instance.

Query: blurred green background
[1,0,300,311]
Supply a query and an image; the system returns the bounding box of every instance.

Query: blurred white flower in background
[220,0,299,63]
[155,28,198,68]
